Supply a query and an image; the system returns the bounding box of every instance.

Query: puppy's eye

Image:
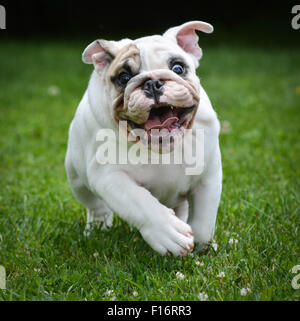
[118,72,132,86]
[171,64,185,75]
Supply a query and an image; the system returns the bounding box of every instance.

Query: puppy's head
[82,21,213,149]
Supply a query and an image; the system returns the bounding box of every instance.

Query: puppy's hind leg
[85,201,113,235]
[66,162,113,236]
[174,200,189,223]
[188,149,222,248]
[73,183,113,236]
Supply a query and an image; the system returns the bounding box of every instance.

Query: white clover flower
[220,120,231,134]
[229,237,239,245]
[216,271,225,278]
[33,268,41,272]
[195,261,204,267]
[105,289,114,296]
[240,288,247,296]
[47,85,60,96]
[132,290,138,297]
[240,287,251,296]
[176,272,185,280]
[110,295,117,301]
[198,292,208,301]
[93,251,99,258]
[211,242,218,252]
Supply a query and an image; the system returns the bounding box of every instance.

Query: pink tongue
[145,116,179,131]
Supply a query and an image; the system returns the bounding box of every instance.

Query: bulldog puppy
[65,21,222,256]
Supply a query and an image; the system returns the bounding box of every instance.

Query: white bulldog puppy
[65,21,222,256]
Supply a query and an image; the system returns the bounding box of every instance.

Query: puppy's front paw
[140,209,194,256]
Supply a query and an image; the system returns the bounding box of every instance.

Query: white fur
[65,22,222,256]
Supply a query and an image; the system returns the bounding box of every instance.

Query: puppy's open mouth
[127,104,196,138]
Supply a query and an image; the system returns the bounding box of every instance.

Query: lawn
[0,35,299,301]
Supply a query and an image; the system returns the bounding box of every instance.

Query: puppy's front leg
[88,170,194,256]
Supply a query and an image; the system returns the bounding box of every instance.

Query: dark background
[1,0,299,45]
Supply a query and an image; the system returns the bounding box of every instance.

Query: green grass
[0,37,299,301]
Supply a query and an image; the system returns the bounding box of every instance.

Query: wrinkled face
[83,21,213,149]
[107,37,200,147]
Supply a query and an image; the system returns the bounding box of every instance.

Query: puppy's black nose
[143,79,164,104]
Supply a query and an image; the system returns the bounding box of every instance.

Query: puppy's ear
[82,40,118,73]
[163,21,213,62]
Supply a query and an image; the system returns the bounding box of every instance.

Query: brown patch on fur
[106,43,141,83]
